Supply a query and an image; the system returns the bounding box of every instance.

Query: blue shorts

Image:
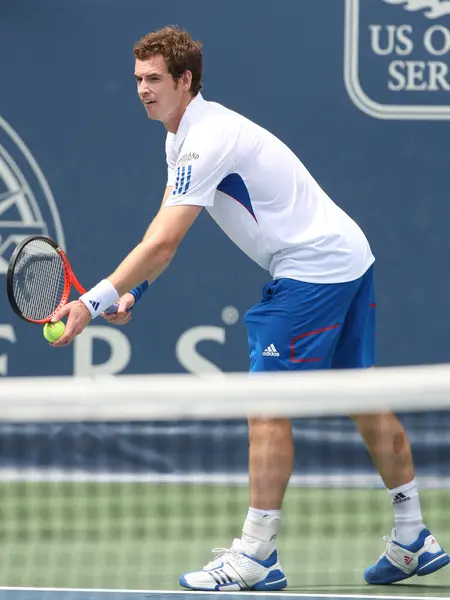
[244,266,375,371]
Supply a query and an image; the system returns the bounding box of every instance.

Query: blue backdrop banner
[1,0,449,377]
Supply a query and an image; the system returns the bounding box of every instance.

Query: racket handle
[103,303,132,315]
[104,303,119,314]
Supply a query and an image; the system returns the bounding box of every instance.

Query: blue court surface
[0,590,449,600]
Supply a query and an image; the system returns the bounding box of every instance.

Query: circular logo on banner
[0,116,65,275]
[345,0,450,119]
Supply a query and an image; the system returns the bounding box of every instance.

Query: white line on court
[0,470,447,489]
[0,588,448,600]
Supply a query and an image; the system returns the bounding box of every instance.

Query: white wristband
[79,279,119,319]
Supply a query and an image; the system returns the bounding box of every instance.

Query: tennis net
[0,365,449,591]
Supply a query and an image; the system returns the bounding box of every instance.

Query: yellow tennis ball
[43,321,65,343]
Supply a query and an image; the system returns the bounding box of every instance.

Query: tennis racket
[6,235,118,324]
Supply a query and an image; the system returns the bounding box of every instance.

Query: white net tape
[1,363,450,421]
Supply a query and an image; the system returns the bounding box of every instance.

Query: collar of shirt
[172,93,208,154]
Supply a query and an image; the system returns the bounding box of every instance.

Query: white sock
[241,507,281,560]
[388,479,424,545]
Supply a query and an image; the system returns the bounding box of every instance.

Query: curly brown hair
[133,26,203,96]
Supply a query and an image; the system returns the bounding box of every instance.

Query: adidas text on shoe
[180,538,287,591]
[262,344,280,357]
[365,528,450,585]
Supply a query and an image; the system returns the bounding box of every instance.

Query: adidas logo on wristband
[80,280,119,319]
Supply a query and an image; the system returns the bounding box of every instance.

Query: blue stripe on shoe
[395,529,431,552]
[418,551,450,576]
[251,569,287,591]
[242,549,278,568]
[179,575,192,590]
[364,556,413,585]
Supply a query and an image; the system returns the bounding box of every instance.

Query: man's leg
[240,277,351,563]
[352,412,423,544]
[333,267,450,582]
[329,267,424,540]
[248,418,293,509]
[180,277,355,591]
[352,412,413,489]
[356,410,450,583]
[179,414,291,590]
[240,277,358,562]
[240,418,293,559]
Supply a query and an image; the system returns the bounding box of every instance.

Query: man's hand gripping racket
[6,236,129,346]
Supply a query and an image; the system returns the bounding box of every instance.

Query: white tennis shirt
[164,94,374,284]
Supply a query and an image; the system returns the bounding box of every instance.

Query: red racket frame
[7,235,88,324]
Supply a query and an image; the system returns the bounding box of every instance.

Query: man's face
[135,55,185,123]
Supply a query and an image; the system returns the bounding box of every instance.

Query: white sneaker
[180,538,287,591]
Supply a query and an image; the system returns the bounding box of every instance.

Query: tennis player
[52,26,449,589]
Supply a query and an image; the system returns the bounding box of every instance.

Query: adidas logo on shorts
[262,344,280,357]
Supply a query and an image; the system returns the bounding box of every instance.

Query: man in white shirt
[52,26,449,590]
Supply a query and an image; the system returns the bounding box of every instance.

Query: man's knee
[351,412,409,450]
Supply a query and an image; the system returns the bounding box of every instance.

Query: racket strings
[12,240,67,321]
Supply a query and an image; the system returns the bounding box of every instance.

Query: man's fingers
[103,315,116,322]
[117,299,131,314]
[114,313,132,325]
[51,317,79,346]
[51,333,71,347]
[51,303,72,322]
[50,301,91,347]
[51,331,72,347]
[100,295,133,325]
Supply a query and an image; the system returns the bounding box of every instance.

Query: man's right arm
[103,186,174,323]
[141,186,174,242]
